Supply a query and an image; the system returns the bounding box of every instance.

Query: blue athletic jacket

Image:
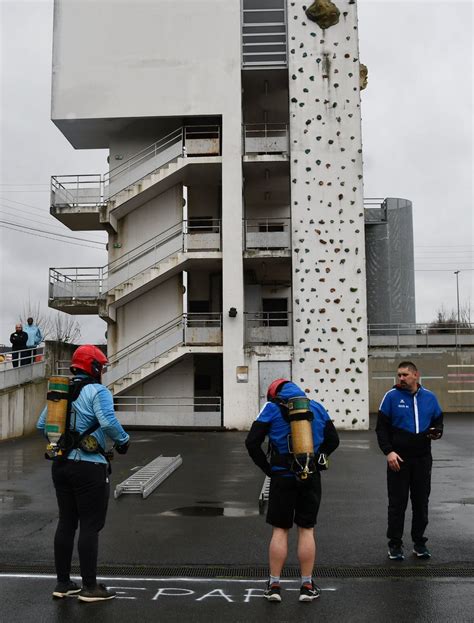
[245,381,339,476]
[376,385,443,458]
[37,375,129,464]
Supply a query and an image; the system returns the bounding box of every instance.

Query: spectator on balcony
[23,316,42,365]
[10,323,28,368]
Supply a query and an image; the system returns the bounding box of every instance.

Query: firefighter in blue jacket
[376,361,443,561]
[37,345,130,602]
[245,379,339,603]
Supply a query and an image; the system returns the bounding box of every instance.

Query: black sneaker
[263,582,281,602]
[78,583,116,602]
[52,580,81,599]
[413,544,431,559]
[299,581,321,602]
[388,545,404,560]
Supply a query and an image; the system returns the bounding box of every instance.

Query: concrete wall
[52,0,243,145]
[369,350,474,414]
[114,275,183,353]
[287,0,369,430]
[0,379,47,440]
[111,186,183,261]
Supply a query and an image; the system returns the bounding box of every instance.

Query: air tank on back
[364,198,416,333]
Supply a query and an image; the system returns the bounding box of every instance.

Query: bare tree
[429,304,473,333]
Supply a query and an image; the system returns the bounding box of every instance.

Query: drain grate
[1,563,473,578]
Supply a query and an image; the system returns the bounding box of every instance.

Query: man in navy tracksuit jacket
[245,380,339,602]
[376,361,443,560]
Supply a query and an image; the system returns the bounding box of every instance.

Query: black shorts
[266,471,321,529]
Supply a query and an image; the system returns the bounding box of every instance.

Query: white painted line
[447,390,474,394]
[0,573,337,586]
[447,364,474,368]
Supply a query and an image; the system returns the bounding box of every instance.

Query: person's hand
[387,451,403,472]
[115,440,130,455]
[426,428,442,440]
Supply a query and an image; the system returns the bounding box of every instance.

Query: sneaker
[263,582,281,602]
[388,545,404,560]
[413,544,431,559]
[77,583,116,602]
[299,581,321,602]
[52,580,81,599]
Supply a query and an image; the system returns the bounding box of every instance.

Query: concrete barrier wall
[0,378,48,440]
[369,349,474,413]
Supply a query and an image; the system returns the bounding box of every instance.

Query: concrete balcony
[243,217,291,257]
[244,311,292,345]
[243,123,289,160]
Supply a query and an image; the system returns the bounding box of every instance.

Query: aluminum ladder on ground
[259,475,271,514]
[114,454,182,499]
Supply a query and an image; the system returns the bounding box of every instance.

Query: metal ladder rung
[258,475,271,514]
[114,454,182,499]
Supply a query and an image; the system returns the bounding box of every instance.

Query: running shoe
[263,581,281,602]
[299,581,321,602]
[413,544,431,559]
[388,545,405,560]
[52,580,81,599]
[78,583,116,602]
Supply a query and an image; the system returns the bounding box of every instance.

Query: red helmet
[267,378,289,402]
[70,345,108,379]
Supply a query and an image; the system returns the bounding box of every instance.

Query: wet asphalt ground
[1,414,473,621]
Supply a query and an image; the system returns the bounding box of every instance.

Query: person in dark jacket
[9,323,28,367]
[376,361,443,561]
[245,379,339,603]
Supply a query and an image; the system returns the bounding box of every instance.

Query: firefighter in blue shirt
[37,345,130,602]
[376,361,443,561]
[245,379,339,603]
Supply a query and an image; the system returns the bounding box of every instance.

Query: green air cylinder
[45,376,70,445]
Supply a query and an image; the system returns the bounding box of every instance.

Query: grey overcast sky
[0,0,473,346]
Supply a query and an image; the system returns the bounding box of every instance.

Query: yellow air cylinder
[287,397,314,454]
[45,376,70,445]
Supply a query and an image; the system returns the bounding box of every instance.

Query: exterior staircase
[51,125,222,232]
[104,314,222,395]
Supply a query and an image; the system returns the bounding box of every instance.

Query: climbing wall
[287,0,369,429]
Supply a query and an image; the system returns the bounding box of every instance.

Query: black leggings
[52,460,110,587]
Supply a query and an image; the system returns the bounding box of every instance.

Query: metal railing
[244,217,290,250]
[49,267,106,301]
[49,220,222,302]
[368,323,474,348]
[114,396,223,427]
[245,311,292,345]
[51,125,221,209]
[104,313,222,387]
[364,198,388,224]
[243,123,289,154]
[242,1,287,68]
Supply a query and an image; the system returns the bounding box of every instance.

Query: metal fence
[368,323,474,348]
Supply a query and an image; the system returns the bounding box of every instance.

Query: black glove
[426,428,442,440]
[115,440,130,455]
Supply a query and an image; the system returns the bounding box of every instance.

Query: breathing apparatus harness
[269,395,329,480]
[45,375,113,467]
